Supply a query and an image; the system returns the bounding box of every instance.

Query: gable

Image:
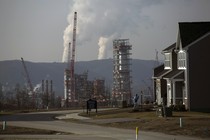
[162,43,176,52]
[179,22,210,48]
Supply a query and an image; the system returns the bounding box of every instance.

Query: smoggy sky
[0,0,210,62]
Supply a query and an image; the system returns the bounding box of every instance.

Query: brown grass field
[80,107,210,138]
[0,126,60,135]
[0,108,209,139]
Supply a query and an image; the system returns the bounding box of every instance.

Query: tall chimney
[42,80,44,93]
[50,80,53,94]
[45,80,48,95]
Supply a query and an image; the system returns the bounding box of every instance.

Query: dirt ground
[80,108,210,139]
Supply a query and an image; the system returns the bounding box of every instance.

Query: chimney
[45,80,48,95]
[42,80,44,93]
[50,80,53,94]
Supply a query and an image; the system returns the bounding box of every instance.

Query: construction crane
[21,57,37,108]
[69,12,77,102]
[21,57,33,94]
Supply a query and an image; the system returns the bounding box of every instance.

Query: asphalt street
[0,109,207,140]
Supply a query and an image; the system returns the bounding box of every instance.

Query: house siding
[188,34,210,112]
[172,50,177,70]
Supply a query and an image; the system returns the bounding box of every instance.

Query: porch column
[172,81,176,105]
[167,81,171,107]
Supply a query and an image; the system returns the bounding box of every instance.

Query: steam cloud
[62,0,161,62]
[33,83,41,92]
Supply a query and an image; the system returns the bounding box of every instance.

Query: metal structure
[74,72,88,101]
[21,57,36,107]
[112,39,132,106]
[64,12,77,105]
[64,69,70,101]
[64,42,71,101]
[93,79,105,100]
[69,11,77,102]
[21,57,33,94]
[67,42,71,68]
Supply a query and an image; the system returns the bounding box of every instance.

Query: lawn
[79,107,210,138]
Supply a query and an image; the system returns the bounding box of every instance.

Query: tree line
[0,83,62,111]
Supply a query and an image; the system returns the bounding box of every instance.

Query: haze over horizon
[0,0,210,63]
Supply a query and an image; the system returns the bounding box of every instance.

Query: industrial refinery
[63,12,133,108]
[0,11,136,110]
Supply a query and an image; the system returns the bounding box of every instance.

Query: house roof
[174,71,184,79]
[179,22,210,48]
[153,69,170,79]
[153,64,164,73]
[163,70,184,80]
[162,43,176,52]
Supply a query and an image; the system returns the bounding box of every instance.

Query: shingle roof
[175,71,184,79]
[153,69,170,79]
[179,22,210,47]
[162,43,176,52]
[153,64,164,78]
[163,70,184,80]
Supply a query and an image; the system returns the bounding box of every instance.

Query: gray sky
[0,0,210,62]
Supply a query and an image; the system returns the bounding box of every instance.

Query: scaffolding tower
[112,39,132,107]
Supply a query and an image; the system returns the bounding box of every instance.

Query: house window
[164,53,172,69]
[178,50,186,69]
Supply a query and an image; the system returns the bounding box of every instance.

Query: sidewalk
[56,112,90,120]
[56,112,140,124]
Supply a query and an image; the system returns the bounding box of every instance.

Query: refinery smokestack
[50,80,53,94]
[42,80,44,93]
[45,80,48,95]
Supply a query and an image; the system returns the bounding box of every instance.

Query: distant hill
[0,59,158,97]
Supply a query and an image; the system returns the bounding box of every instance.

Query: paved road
[0,109,207,140]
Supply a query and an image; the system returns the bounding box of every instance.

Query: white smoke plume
[62,16,73,62]
[98,37,108,59]
[97,34,119,59]
[62,0,162,62]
